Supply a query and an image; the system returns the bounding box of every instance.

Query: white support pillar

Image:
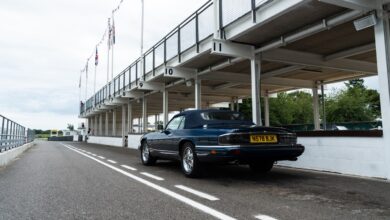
[122,104,126,147]
[138,118,141,133]
[154,115,158,130]
[142,97,148,133]
[128,102,133,134]
[312,84,321,130]
[90,117,94,135]
[95,115,98,135]
[236,98,240,112]
[163,89,169,127]
[230,98,234,111]
[96,115,99,136]
[264,93,270,127]
[105,112,109,136]
[213,0,221,39]
[374,5,390,179]
[86,118,90,137]
[250,55,262,125]
[99,114,103,136]
[95,115,99,136]
[112,109,116,136]
[195,77,202,110]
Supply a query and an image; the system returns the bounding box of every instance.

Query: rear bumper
[195,144,304,163]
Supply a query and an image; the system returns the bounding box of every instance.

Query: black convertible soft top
[174,109,254,129]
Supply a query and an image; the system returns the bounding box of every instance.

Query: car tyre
[181,142,201,178]
[140,141,156,166]
[249,160,274,173]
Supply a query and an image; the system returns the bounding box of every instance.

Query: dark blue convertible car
[139,109,304,177]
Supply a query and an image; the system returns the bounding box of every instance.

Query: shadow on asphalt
[155,160,309,183]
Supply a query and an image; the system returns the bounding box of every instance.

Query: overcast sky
[0,0,379,130]
[0,0,207,130]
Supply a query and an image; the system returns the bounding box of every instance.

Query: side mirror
[157,124,164,131]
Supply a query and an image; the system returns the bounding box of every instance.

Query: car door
[166,116,186,152]
[158,116,185,158]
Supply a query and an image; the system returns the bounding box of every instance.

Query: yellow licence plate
[250,135,278,144]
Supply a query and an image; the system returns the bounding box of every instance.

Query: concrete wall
[87,136,123,147]
[0,142,34,167]
[279,137,387,179]
[86,134,387,179]
[73,135,79,141]
[128,134,143,149]
[86,134,142,149]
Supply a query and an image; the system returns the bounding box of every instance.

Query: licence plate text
[250,135,278,143]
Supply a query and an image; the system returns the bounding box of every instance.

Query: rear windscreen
[200,112,247,121]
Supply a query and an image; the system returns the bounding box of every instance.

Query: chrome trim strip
[195,145,240,149]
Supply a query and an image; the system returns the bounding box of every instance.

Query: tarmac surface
[1,140,389,220]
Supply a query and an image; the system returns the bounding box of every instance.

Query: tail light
[278,133,297,145]
[218,134,246,145]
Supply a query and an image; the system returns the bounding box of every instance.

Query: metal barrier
[81,0,271,115]
[0,115,34,152]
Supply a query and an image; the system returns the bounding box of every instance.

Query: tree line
[238,79,381,126]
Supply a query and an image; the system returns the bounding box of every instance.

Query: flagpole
[85,64,88,103]
[111,46,114,80]
[140,0,144,57]
[94,63,97,95]
[107,18,111,84]
[79,71,82,103]
[139,0,144,82]
[111,16,114,81]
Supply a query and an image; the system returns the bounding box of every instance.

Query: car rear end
[196,127,304,163]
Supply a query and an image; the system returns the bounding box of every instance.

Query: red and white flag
[78,72,82,88]
[112,18,116,45]
[95,47,99,66]
[108,18,111,49]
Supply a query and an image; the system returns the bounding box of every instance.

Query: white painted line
[120,165,137,171]
[255,214,278,220]
[98,156,105,159]
[140,172,164,181]
[107,159,117,164]
[61,144,236,220]
[92,154,97,156]
[87,152,92,154]
[175,185,219,201]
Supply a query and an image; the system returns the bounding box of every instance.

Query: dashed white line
[140,172,164,181]
[107,159,117,164]
[92,154,97,156]
[61,143,236,220]
[255,214,278,220]
[120,165,137,171]
[98,156,105,159]
[175,185,219,201]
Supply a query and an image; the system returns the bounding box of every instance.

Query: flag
[108,18,111,49]
[112,18,116,45]
[95,47,99,66]
[85,62,88,79]
[79,73,82,88]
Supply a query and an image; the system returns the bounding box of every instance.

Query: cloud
[0,0,207,129]
[0,0,380,130]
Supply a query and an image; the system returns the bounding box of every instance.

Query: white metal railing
[80,0,271,116]
[0,115,34,152]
